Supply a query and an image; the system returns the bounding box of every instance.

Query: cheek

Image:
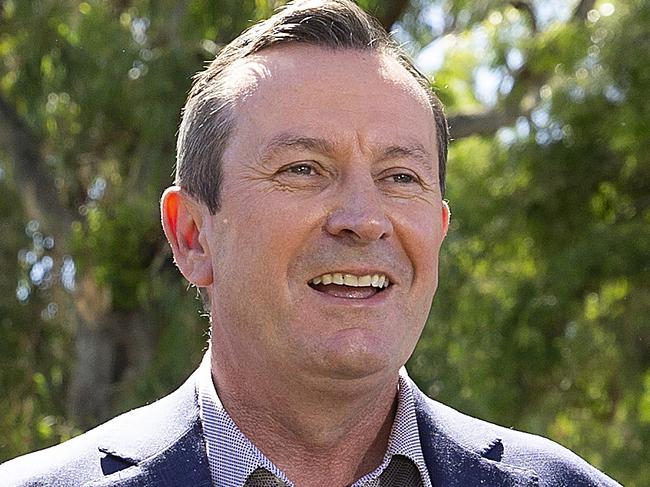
[398,205,444,279]
[217,192,323,284]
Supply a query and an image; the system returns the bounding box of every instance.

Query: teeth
[309,272,391,288]
[343,274,358,286]
[358,275,371,286]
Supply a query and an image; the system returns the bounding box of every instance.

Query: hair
[175,0,449,214]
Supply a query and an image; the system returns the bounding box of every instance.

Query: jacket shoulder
[415,390,621,486]
[0,369,202,487]
[485,412,619,486]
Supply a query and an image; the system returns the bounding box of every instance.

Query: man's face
[205,45,448,384]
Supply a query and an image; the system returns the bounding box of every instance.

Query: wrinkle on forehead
[224,45,432,115]
[219,44,439,175]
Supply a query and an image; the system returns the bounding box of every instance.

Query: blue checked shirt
[197,352,431,486]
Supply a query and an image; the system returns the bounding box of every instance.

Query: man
[1,1,621,486]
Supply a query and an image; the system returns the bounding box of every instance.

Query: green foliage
[408,2,649,485]
[0,167,79,458]
[0,0,220,458]
[71,200,160,311]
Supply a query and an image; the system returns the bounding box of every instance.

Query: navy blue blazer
[0,368,621,486]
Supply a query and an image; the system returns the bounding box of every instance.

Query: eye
[387,172,417,184]
[274,161,329,189]
[284,163,315,176]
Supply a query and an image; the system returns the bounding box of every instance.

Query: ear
[441,200,451,237]
[161,186,213,287]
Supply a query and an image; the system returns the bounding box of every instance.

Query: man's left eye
[286,164,314,175]
[389,173,416,184]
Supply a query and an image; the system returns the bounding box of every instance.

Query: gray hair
[175,0,449,214]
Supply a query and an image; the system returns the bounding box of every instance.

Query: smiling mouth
[308,272,391,299]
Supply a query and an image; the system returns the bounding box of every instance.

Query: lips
[308,272,391,299]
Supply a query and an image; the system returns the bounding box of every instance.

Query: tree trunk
[69,275,155,426]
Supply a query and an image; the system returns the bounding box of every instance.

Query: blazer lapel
[87,422,211,487]
[85,369,212,487]
[412,381,540,487]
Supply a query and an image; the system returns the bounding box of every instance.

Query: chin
[312,331,399,381]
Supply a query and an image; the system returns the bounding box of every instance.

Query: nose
[324,178,393,242]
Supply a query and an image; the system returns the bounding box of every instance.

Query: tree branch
[376,0,410,30]
[448,0,596,140]
[511,1,538,33]
[150,0,190,49]
[448,110,520,140]
[573,0,597,22]
[0,95,73,245]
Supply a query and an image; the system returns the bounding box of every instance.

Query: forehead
[227,44,429,98]
[223,45,437,158]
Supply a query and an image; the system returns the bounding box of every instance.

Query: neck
[209,339,399,487]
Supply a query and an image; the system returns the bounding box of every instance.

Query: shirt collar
[389,368,431,486]
[197,352,430,487]
[197,352,292,486]
[350,367,432,487]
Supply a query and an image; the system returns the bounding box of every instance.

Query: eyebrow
[380,144,433,172]
[259,132,434,172]
[259,133,337,164]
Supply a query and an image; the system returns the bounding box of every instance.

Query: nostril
[325,213,393,242]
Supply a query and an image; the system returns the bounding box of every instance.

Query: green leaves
[407,2,648,484]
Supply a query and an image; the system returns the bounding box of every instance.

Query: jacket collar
[89,368,539,487]
[88,369,211,487]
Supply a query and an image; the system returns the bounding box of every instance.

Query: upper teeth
[310,273,390,288]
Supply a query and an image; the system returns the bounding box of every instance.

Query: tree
[404,1,649,484]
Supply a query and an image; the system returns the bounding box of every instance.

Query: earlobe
[161,186,213,287]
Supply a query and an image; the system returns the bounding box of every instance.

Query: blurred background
[0,0,648,484]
